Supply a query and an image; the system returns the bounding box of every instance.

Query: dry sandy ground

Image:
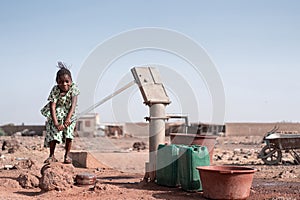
[0,135,299,200]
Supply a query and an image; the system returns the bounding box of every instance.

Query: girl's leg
[64,121,76,164]
[49,140,57,157]
[44,120,60,163]
[64,138,72,164]
[44,140,58,163]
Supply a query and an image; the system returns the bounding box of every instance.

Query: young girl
[41,62,80,164]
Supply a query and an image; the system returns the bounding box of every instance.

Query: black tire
[260,144,282,165]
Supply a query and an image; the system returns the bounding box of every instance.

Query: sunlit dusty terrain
[0,135,299,200]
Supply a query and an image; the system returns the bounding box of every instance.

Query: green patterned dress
[41,83,80,147]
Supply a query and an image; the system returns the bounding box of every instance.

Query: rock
[277,170,297,179]
[93,181,120,192]
[2,140,19,151]
[132,142,146,151]
[94,182,107,190]
[17,173,40,189]
[14,158,35,170]
[8,148,15,153]
[39,162,75,191]
[4,165,14,170]
[216,155,222,160]
[233,148,240,154]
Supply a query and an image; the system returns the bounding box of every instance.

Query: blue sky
[0,0,299,125]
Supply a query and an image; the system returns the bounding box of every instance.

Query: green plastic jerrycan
[156,144,180,187]
[178,145,210,192]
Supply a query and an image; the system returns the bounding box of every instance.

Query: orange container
[196,166,257,200]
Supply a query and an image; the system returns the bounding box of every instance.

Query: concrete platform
[69,151,110,169]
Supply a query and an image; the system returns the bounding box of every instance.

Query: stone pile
[132,141,147,151]
[17,173,40,189]
[2,139,19,153]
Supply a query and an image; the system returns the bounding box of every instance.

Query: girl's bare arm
[64,95,78,127]
[50,102,64,131]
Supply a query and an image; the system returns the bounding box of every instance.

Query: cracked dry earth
[0,135,299,200]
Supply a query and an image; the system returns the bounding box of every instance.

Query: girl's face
[57,74,72,92]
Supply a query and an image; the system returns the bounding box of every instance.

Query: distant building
[76,113,103,137]
[105,123,124,137]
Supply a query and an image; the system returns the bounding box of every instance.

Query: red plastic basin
[196,165,257,200]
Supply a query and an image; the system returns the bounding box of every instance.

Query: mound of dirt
[39,163,75,191]
[17,172,40,189]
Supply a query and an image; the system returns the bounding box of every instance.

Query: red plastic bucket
[196,165,257,199]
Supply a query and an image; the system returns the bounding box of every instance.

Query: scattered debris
[14,158,35,170]
[17,172,40,189]
[4,165,15,170]
[92,180,120,192]
[132,141,146,151]
[2,140,19,152]
[274,170,297,179]
[93,181,107,191]
[8,148,16,153]
[23,144,44,151]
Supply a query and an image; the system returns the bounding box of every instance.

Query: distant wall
[2,122,299,137]
[124,122,149,137]
[123,122,225,137]
[225,122,300,136]
[0,125,45,136]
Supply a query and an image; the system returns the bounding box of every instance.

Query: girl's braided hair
[56,61,72,82]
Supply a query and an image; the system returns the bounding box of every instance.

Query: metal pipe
[148,103,166,181]
[75,80,136,120]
